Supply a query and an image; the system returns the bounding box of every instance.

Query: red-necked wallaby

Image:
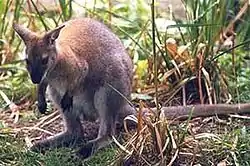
[13,18,134,158]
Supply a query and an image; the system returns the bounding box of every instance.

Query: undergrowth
[0,0,250,165]
[0,134,117,166]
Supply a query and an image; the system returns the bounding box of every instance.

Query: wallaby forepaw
[37,101,47,114]
[77,142,95,159]
[61,91,73,111]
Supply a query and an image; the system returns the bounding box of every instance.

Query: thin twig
[198,50,204,104]
[0,90,20,123]
[34,110,59,128]
[40,114,61,128]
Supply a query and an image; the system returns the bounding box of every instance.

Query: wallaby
[37,80,48,114]
[13,18,135,158]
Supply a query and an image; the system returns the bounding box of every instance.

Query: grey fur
[13,18,134,158]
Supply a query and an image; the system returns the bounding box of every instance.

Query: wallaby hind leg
[78,86,117,158]
[31,110,85,152]
[31,88,84,152]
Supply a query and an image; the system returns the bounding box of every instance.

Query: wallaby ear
[13,23,37,45]
[44,24,65,46]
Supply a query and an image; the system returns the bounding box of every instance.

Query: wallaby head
[13,23,65,84]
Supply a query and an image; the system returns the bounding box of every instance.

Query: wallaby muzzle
[27,63,45,84]
[30,72,43,84]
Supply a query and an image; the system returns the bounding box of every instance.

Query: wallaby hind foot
[30,131,85,152]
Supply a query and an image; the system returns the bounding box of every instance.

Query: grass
[0,134,117,166]
[1,0,250,165]
[1,116,250,165]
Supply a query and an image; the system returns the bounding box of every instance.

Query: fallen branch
[147,103,250,119]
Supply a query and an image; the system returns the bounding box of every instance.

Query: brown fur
[13,18,134,158]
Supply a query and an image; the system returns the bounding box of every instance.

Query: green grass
[197,125,250,165]
[1,0,250,165]
[1,118,250,165]
[0,134,117,166]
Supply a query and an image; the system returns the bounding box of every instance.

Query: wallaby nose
[31,74,42,84]
[31,78,41,84]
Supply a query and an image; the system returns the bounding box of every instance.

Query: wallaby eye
[41,56,49,65]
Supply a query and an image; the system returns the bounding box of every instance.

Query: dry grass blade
[0,90,20,123]
[40,114,60,128]
[13,126,55,137]
[224,1,249,37]
[123,114,137,133]
[171,60,181,77]
[24,136,33,148]
[193,133,220,140]
[169,129,177,150]
[198,48,205,104]
[112,136,132,155]
[167,149,179,166]
[151,0,160,117]
[126,125,148,148]
[164,76,196,104]
[138,136,147,155]
[154,125,163,159]
[161,59,195,81]
[137,101,144,132]
[230,151,239,166]
[0,90,12,106]
[34,110,59,128]
[230,114,250,120]
[161,137,170,157]
[201,68,213,104]
[117,100,177,164]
